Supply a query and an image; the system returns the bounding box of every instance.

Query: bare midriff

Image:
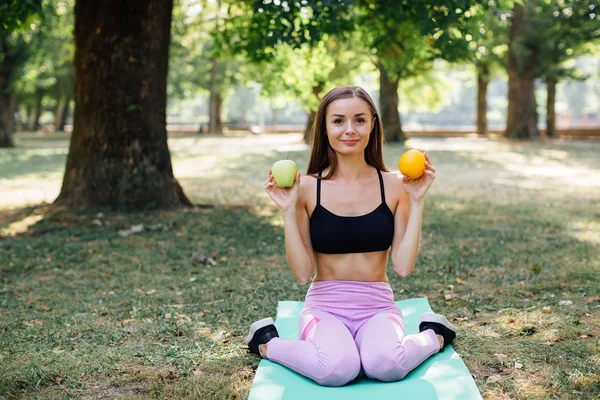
[312,250,390,282]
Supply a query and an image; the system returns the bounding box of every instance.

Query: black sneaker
[419,312,457,351]
[245,317,279,357]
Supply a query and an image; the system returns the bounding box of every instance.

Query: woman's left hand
[402,152,436,202]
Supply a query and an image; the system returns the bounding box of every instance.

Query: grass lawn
[1,132,599,399]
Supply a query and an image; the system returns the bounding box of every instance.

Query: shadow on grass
[0,150,68,181]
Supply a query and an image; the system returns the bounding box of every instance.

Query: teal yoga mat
[248,298,482,400]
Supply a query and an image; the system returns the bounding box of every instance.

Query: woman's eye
[334,119,343,124]
[356,118,365,124]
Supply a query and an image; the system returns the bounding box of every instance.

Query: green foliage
[533,0,599,81]
[229,0,355,62]
[0,0,42,34]
[11,0,74,120]
[168,0,248,115]
[511,0,599,81]
[469,2,511,77]
[250,33,367,112]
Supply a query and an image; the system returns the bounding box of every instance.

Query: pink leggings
[266,280,440,386]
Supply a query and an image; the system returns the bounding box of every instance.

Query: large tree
[169,0,248,135]
[505,1,540,139]
[356,1,484,142]
[505,0,599,139]
[535,2,599,137]
[0,0,42,147]
[469,5,509,136]
[56,0,191,210]
[12,0,75,133]
[234,1,484,142]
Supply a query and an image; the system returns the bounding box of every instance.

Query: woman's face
[325,96,375,155]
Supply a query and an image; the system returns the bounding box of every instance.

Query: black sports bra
[309,169,395,254]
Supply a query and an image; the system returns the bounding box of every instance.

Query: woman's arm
[281,190,315,283]
[390,191,424,277]
[265,170,315,283]
[390,152,436,277]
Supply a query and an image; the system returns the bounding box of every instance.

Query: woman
[245,85,456,386]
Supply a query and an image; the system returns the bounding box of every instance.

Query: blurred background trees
[2,0,599,209]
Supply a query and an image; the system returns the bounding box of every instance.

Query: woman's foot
[419,312,457,351]
[245,317,279,358]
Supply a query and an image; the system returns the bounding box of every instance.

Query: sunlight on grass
[565,219,600,245]
[3,214,44,236]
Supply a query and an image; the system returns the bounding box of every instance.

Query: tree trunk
[0,35,15,147]
[28,89,43,131]
[53,92,72,132]
[208,57,223,134]
[56,0,191,210]
[59,94,71,131]
[303,84,324,144]
[53,96,63,132]
[303,110,316,144]
[505,2,539,139]
[378,62,405,142]
[546,77,556,137]
[476,65,489,136]
[0,92,15,148]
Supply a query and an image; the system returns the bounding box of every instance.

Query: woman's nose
[344,121,355,134]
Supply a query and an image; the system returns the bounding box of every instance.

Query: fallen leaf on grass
[586,297,600,303]
[38,303,52,311]
[118,224,144,237]
[487,374,503,383]
[444,293,458,301]
[515,362,523,369]
[542,306,553,314]
[494,354,508,362]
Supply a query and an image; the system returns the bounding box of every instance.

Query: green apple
[271,159,298,188]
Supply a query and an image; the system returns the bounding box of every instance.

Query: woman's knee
[361,348,409,382]
[313,347,361,386]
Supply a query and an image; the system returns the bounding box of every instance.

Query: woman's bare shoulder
[299,173,318,200]
[381,170,407,200]
[381,169,404,185]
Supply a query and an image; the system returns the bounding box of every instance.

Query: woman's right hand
[264,168,301,213]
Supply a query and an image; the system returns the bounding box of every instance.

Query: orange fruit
[398,150,426,179]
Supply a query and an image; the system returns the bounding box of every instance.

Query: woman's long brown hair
[306,85,387,179]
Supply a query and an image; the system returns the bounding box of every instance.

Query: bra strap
[376,169,386,203]
[316,171,322,205]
